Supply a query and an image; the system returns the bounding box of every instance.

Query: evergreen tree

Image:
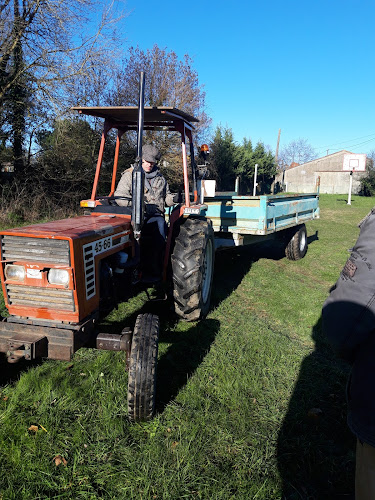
[209,126,237,191]
[236,139,276,194]
[359,153,375,196]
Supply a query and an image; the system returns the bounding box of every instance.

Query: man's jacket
[322,209,375,446]
[114,166,174,216]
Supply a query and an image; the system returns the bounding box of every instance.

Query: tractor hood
[0,215,132,240]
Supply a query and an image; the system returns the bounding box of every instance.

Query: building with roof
[276,150,368,194]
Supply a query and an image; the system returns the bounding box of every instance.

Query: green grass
[0,194,373,499]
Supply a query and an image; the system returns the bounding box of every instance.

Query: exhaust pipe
[132,71,146,240]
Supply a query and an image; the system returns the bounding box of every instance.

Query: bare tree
[366,150,375,170]
[109,45,211,189]
[0,0,125,108]
[110,45,210,131]
[278,138,316,168]
[0,0,125,174]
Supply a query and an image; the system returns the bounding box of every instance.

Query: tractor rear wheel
[285,224,307,260]
[127,313,159,422]
[171,218,215,321]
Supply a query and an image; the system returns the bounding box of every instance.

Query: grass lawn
[0,194,373,499]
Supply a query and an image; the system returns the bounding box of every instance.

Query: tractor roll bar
[90,120,112,201]
[73,98,200,210]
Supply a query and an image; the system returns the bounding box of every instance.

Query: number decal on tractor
[83,232,130,300]
[184,207,200,215]
[94,237,111,255]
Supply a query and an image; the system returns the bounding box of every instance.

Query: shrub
[360,170,375,196]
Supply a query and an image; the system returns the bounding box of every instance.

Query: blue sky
[120,0,374,157]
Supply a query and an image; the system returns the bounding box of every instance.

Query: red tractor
[0,74,215,421]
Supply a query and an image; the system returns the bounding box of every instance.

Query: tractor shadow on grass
[211,228,319,307]
[98,233,321,415]
[211,228,319,311]
[98,298,221,414]
[155,238,313,413]
[98,239,289,414]
[153,241,290,413]
[210,237,291,309]
[155,318,220,413]
[277,316,355,500]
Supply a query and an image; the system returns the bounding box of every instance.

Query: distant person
[322,207,375,499]
[114,144,176,280]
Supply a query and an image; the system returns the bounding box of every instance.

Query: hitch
[6,334,48,363]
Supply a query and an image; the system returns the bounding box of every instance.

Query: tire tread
[171,218,214,321]
[285,224,307,261]
[127,313,159,422]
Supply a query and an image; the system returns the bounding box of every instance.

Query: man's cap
[143,144,161,163]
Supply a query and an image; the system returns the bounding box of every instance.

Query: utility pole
[275,129,281,165]
[272,129,281,194]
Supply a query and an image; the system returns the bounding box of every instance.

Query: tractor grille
[6,285,75,311]
[0,236,70,265]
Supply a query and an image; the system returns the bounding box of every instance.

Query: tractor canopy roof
[71,106,199,131]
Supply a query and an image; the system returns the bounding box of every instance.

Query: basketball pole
[347,170,353,205]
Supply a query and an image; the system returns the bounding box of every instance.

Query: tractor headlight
[48,268,70,286]
[5,264,25,281]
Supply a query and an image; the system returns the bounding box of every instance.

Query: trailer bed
[203,193,319,236]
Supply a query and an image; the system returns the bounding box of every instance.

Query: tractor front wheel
[127,313,159,422]
[171,218,215,322]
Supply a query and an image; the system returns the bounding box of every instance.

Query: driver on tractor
[114,144,176,281]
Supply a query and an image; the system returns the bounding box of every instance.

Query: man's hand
[172,193,182,204]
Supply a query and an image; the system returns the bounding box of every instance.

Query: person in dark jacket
[322,208,375,499]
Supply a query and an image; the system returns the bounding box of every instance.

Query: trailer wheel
[171,218,215,321]
[285,224,307,260]
[127,313,159,422]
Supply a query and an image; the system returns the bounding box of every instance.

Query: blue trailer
[194,192,320,259]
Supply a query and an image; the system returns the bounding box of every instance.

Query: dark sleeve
[322,212,375,362]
